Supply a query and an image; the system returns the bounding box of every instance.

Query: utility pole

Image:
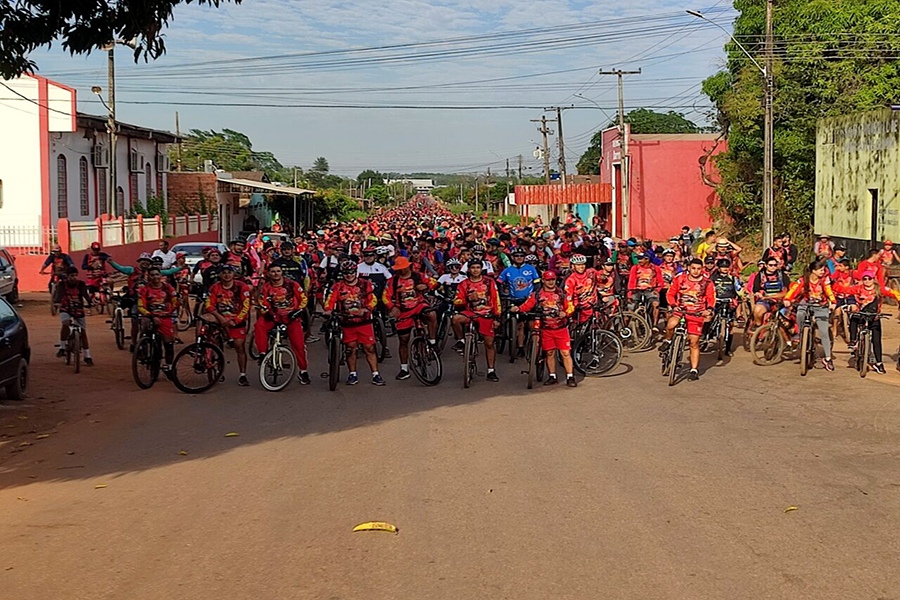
[475,177,479,213]
[546,106,574,211]
[175,112,182,172]
[599,68,641,238]
[763,0,775,249]
[107,48,117,218]
[531,116,553,186]
[517,154,523,180]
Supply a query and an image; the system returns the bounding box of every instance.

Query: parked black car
[0,296,29,400]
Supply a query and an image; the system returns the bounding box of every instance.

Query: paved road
[2,297,900,599]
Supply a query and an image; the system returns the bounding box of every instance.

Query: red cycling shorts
[462,311,496,337]
[541,327,571,352]
[154,317,175,339]
[228,323,248,341]
[342,323,376,345]
[674,309,706,336]
[396,302,429,331]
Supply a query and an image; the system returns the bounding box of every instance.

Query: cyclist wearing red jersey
[834,269,900,373]
[452,260,502,382]
[137,266,179,372]
[204,264,252,386]
[54,267,93,365]
[255,264,311,385]
[628,252,665,327]
[515,270,577,387]
[40,245,75,289]
[384,256,437,381]
[784,258,837,371]
[81,242,111,303]
[324,261,386,386]
[564,254,598,324]
[663,258,716,381]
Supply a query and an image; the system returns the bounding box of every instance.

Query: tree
[179,128,292,181]
[0,0,240,79]
[703,0,900,238]
[356,170,384,187]
[307,157,331,188]
[575,109,701,174]
[364,185,391,206]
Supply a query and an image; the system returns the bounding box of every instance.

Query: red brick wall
[167,172,217,215]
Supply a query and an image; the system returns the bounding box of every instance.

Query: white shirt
[152,249,177,269]
[357,261,392,280]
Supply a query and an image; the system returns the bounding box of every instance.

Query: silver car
[0,248,19,303]
[170,242,228,284]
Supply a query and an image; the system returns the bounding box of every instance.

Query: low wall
[15,230,218,292]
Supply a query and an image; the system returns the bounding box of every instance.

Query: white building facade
[0,75,177,238]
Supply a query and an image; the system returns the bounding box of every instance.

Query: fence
[2,214,217,256]
[0,225,58,254]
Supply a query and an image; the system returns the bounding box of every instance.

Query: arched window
[57,155,68,218]
[116,186,125,217]
[145,162,153,200]
[79,157,89,216]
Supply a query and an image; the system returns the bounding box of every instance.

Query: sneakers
[658,340,670,355]
[823,358,835,372]
[372,374,386,386]
[56,348,65,358]
[873,363,886,374]
[238,375,249,387]
[516,347,526,358]
[566,376,577,388]
[84,357,94,366]
[689,369,699,381]
[395,369,411,380]
[347,373,359,385]
[544,375,559,386]
[297,371,312,385]
[486,371,499,382]
[452,340,465,354]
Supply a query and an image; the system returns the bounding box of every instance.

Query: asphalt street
[2,297,900,599]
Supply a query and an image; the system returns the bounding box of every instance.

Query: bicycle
[851,311,888,378]
[831,303,853,345]
[89,277,115,317]
[410,312,442,386]
[797,305,819,377]
[64,318,85,374]
[132,318,164,389]
[523,312,545,389]
[749,307,794,366]
[661,314,689,386]
[107,292,128,350]
[432,292,455,356]
[48,277,59,315]
[700,301,735,362]
[570,310,623,376]
[171,317,226,394]
[372,308,390,362]
[258,312,301,392]
[323,315,344,391]
[597,297,652,352]
[176,293,194,332]
[461,317,480,389]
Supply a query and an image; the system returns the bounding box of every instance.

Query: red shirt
[564,269,599,309]
[205,280,252,323]
[56,280,89,318]
[325,278,378,326]
[259,279,307,321]
[520,287,573,330]
[384,272,434,312]
[628,263,664,294]
[454,277,501,318]
[138,283,177,317]
[666,273,715,312]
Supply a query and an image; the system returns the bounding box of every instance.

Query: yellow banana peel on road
[353,521,399,534]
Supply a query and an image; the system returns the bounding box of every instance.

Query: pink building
[598,126,726,241]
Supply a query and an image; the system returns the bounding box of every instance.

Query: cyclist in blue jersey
[498,248,541,357]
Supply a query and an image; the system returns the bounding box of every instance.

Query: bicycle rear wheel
[799,326,812,376]
[573,329,622,376]
[716,319,728,362]
[113,310,125,350]
[411,337,442,386]
[132,337,159,389]
[260,346,297,392]
[328,337,341,391]
[73,334,81,374]
[619,311,652,352]
[373,314,389,361]
[172,342,225,394]
[667,334,683,386]
[176,302,193,332]
[496,316,508,355]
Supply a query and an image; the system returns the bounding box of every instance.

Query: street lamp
[687,8,775,248]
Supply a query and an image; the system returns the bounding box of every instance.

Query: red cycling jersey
[259,279,307,321]
[627,263,664,294]
[204,280,252,324]
[564,269,599,309]
[520,287,573,330]
[325,278,378,326]
[666,273,715,312]
[138,283,178,317]
[454,277,502,318]
[383,272,435,312]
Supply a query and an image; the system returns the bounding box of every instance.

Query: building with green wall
[816,108,900,255]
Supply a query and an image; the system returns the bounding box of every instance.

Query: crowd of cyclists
[40,195,900,391]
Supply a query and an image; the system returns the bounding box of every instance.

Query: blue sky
[33,0,736,177]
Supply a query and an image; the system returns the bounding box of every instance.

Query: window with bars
[98,174,107,215]
[57,155,68,218]
[145,162,152,199]
[79,157,89,216]
[116,187,125,216]
[130,172,138,209]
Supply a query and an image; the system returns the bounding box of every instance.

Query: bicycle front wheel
[667,334,683,386]
[73,334,81,374]
[374,314,389,361]
[132,337,160,389]
[463,333,474,389]
[750,323,785,366]
[176,302,193,332]
[619,311,652,352]
[113,310,125,350]
[172,342,225,394]
[527,334,539,389]
[859,329,870,378]
[260,346,297,392]
[573,329,622,376]
[411,337,442,386]
[799,326,812,376]
[328,337,341,391]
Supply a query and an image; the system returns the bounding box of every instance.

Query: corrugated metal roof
[514,183,612,206]
[217,176,316,196]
